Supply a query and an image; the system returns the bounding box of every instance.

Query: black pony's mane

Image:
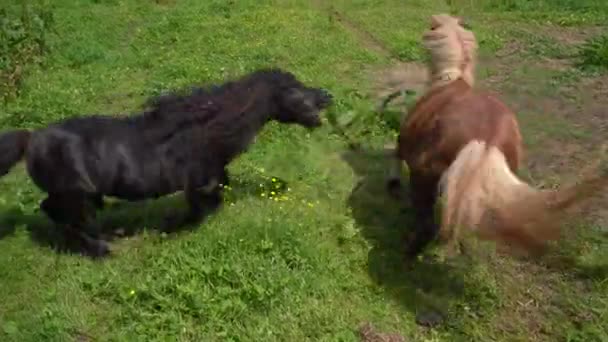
[125,68,304,143]
[143,68,302,123]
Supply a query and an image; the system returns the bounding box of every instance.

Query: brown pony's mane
[396,14,478,150]
[423,14,477,88]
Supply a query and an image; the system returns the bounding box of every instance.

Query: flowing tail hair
[0,130,31,176]
[438,140,608,254]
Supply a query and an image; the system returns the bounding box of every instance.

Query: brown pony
[387,14,608,258]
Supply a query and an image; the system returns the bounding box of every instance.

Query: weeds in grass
[578,34,608,71]
[0,1,54,102]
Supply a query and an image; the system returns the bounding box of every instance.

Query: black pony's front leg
[201,174,224,212]
[183,177,223,224]
[404,171,439,260]
[162,170,225,233]
[219,167,230,188]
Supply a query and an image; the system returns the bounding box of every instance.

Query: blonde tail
[438,140,608,254]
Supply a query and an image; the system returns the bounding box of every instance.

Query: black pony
[0,68,333,257]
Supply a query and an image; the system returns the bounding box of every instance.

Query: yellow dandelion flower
[271,178,277,182]
[129,289,136,296]
[270,191,276,196]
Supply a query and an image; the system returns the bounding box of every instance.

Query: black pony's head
[258,69,333,128]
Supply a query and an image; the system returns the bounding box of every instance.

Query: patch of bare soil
[486,26,608,227]
[358,322,406,342]
[478,24,607,173]
[545,26,605,46]
[369,62,429,102]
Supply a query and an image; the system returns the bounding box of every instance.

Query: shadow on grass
[341,146,608,323]
[0,174,271,258]
[341,147,467,321]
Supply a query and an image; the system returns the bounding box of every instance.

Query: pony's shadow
[342,147,608,319]
[0,175,269,257]
[342,148,467,319]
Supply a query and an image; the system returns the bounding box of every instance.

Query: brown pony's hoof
[402,253,419,270]
[402,232,423,265]
[387,178,402,199]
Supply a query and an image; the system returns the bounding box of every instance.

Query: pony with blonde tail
[387,14,608,259]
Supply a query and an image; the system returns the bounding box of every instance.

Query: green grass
[1,0,608,341]
[578,34,608,70]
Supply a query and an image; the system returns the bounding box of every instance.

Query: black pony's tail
[0,129,31,176]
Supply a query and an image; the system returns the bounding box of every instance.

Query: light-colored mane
[422,14,477,89]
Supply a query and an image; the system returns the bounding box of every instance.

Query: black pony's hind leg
[40,192,109,258]
[404,172,439,260]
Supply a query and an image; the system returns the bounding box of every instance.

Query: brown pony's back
[398,79,522,178]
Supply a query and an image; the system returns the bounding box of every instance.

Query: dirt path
[308,0,399,61]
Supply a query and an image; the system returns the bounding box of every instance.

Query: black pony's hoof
[85,238,111,258]
[386,178,402,199]
[415,311,444,328]
[161,211,203,233]
[161,213,185,233]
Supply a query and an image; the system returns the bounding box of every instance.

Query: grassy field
[1,0,608,341]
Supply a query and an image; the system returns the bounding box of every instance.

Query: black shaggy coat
[0,68,333,257]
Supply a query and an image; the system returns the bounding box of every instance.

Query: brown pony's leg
[405,171,439,258]
[387,155,403,199]
[387,136,405,199]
